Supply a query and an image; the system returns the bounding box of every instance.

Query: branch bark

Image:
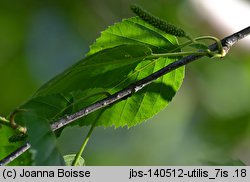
[1,26,250,166]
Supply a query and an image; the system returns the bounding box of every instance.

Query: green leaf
[33,44,152,97]
[16,93,73,126]
[64,154,85,166]
[74,56,184,128]
[22,112,65,165]
[15,17,185,165]
[16,17,184,128]
[88,17,178,56]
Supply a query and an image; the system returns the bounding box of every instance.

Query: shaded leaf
[22,112,65,165]
[33,44,152,96]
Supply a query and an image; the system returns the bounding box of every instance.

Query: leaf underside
[14,17,185,165]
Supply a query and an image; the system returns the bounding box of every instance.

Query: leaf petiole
[162,35,226,59]
[193,36,226,57]
[72,120,97,166]
[72,107,106,166]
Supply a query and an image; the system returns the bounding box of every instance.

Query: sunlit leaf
[15,17,185,165]
[88,17,178,55]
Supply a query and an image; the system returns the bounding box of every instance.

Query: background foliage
[0,0,250,165]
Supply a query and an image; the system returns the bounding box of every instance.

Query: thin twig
[1,26,250,166]
[0,143,30,166]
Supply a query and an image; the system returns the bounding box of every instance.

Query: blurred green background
[0,0,250,165]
